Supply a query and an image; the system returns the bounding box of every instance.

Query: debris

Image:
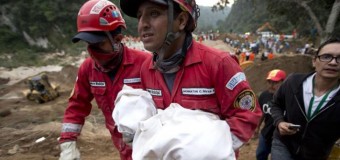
[35,137,46,143]
[8,144,19,155]
[0,109,11,117]
[23,73,59,103]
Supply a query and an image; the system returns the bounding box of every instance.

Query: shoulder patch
[226,72,246,90]
[233,90,256,111]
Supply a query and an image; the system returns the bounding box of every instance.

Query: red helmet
[72,0,126,43]
[120,0,199,31]
[77,0,126,32]
[266,69,286,82]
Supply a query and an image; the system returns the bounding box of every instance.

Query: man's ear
[177,12,189,31]
[312,56,316,67]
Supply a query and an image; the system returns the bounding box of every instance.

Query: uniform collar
[148,40,202,70]
[121,45,134,65]
[183,40,202,66]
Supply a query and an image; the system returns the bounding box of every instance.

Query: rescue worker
[249,51,256,61]
[120,0,262,156]
[58,0,150,160]
[268,51,274,60]
[240,49,247,63]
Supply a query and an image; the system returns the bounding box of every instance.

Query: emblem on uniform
[234,90,256,111]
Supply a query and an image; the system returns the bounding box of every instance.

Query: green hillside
[219,0,340,37]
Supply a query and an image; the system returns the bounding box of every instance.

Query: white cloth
[112,85,157,137]
[132,103,235,160]
[59,141,80,160]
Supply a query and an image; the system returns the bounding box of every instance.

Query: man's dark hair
[110,27,122,36]
[173,2,182,18]
[316,37,340,56]
[173,2,197,32]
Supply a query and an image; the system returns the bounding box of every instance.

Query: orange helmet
[72,0,126,43]
[120,0,199,32]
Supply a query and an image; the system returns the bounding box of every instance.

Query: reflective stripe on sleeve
[61,123,83,133]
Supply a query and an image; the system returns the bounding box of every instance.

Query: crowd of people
[222,31,321,64]
[224,37,277,63]
[57,0,340,160]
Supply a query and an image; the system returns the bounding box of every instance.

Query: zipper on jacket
[294,96,336,154]
[294,95,308,154]
[294,95,308,121]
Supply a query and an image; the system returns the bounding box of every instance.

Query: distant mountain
[219,0,274,34]
[196,5,230,33]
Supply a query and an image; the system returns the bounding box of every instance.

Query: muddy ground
[0,40,314,160]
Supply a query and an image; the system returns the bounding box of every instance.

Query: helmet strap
[153,0,181,66]
[105,31,121,52]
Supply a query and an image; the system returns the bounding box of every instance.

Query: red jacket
[60,46,150,160]
[140,40,262,143]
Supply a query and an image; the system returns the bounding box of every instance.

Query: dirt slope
[245,54,314,94]
[0,40,314,160]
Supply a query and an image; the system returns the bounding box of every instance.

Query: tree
[212,0,231,12]
[214,0,340,43]
[273,0,340,42]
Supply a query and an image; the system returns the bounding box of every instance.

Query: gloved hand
[59,141,80,160]
[122,133,134,146]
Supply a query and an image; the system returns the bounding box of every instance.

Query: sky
[196,0,234,7]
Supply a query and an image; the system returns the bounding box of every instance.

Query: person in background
[271,37,340,160]
[267,50,274,60]
[256,69,286,160]
[119,0,262,157]
[58,0,150,160]
[199,36,203,43]
[261,50,269,61]
[245,49,251,61]
[240,48,247,63]
[249,51,256,61]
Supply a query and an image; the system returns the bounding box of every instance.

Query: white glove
[122,132,134,146]
[59,141,80,160]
